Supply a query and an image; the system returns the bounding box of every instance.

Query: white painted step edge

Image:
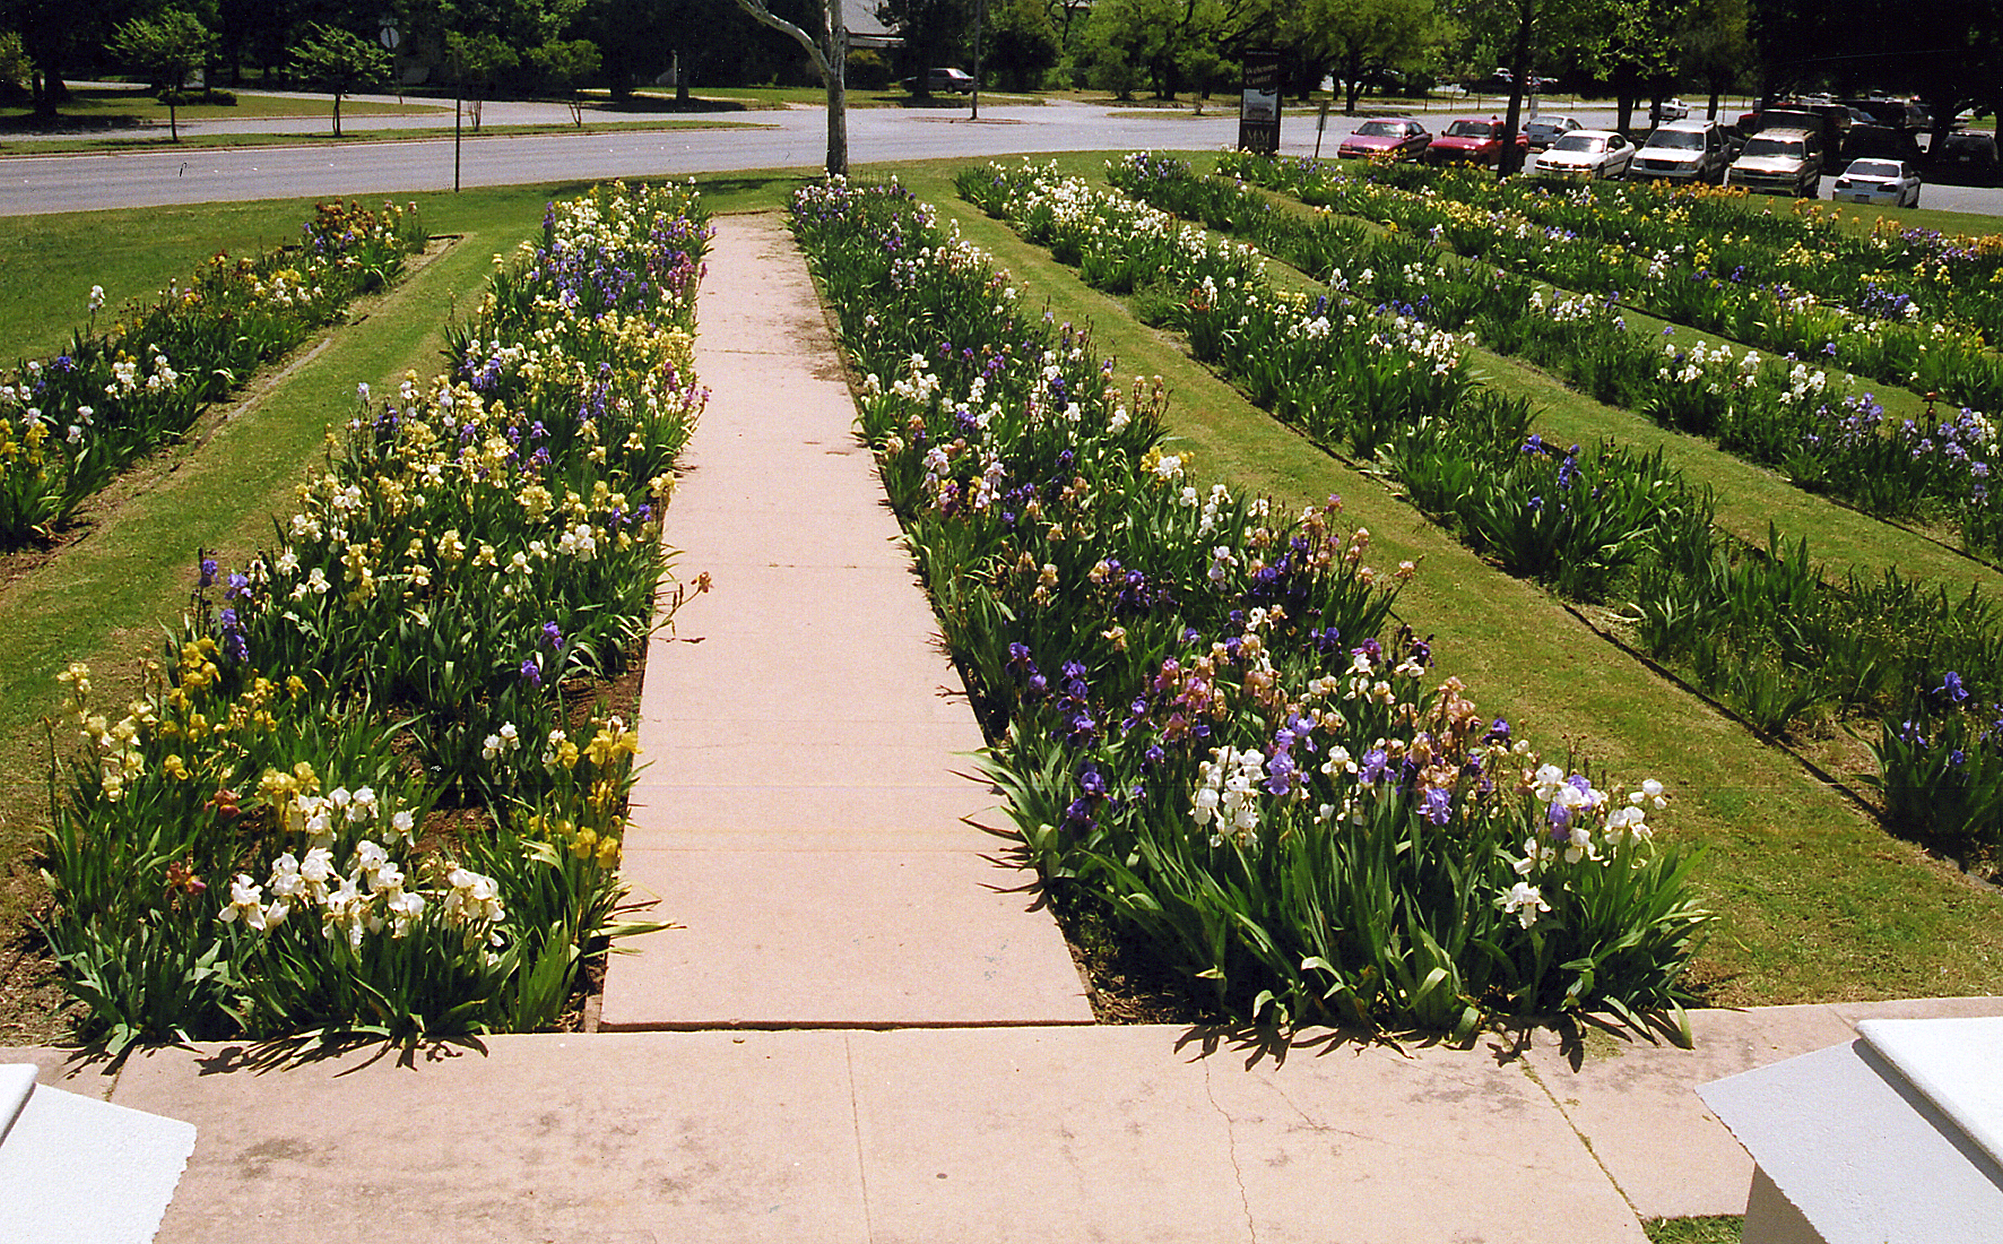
[1857,1016,2003,1176]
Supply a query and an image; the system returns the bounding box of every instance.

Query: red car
[1336,117,1433,162]
[1424,116,1530,167]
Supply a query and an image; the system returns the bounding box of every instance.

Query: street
[2,96,2000,217]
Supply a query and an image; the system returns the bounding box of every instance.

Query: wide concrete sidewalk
[598,213,1092,1029]
[12,996,2003,1242]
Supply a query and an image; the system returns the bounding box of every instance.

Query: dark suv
[1929,130,2002,186]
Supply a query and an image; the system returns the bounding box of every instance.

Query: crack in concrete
[842,1034,876,1242]
[1202,1057,1261,1244]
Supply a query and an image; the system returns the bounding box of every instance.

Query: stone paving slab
[848,1027,1650,1244]
[113,1033,870,1244]
[94,1027,1653,1244]
[602,214,1088,1030]
[603,847,1082,1029]
[624,784,998,841]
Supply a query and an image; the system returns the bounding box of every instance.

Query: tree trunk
[822,0,848,175]
[735,0,846,176]
[1498,0,1534,177]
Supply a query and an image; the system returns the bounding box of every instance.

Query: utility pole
[971,0,984,120]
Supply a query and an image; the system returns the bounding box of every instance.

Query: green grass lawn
[3,154,2002,1026]
[0,116,768,158]
[0,86,446,127]
[1645,1217,1744,1244]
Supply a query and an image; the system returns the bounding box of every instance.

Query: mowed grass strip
[885,154,2003,1007]
[0,118,769,159]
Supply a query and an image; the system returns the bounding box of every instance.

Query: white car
[1527,129,1636,180]
[1652,98,1690,123]
[1831,158,1922,207]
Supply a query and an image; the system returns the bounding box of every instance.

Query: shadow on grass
[0,112,148,134]
[601,95,749,114]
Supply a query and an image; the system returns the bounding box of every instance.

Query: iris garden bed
[992,152,2003,868]
[36,181,710,1052]
[792,177,1711,1039]
[0,200,428,546]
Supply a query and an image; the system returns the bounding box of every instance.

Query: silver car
[1632,119,1731,184]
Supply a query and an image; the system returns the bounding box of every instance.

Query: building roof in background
[843,0,897,43]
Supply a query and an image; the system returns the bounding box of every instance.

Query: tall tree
[1676,0,1751,119]
[107,8,218,140]
[1447,0,1616,174]
[1298,0,1443,115]
[528,36,599,124]
[0,0,113,118]
[733,0,850,174]
[1602,0,1694,131]
[291,21,392,135]
[986,0,1059,91]
[445,29,517,128]
[1753,0,2003,142]
[877,0,971,93]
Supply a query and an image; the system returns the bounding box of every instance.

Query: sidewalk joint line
[1518,1058,1645,1224]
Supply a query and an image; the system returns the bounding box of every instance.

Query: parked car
[1928,130,2002,186]
[1425,116,1530,166]
[1737,103,1848,157]
[903,67,974,94]
[1631,118,1731,184]
[1726,127,1824,197]
[1840,121,1923,169]
[1527,129,1636,180]
[1830,158,1922,207]
[1523,115,1582,152]
[1651,98,1690,123]
[1336,117,1433,162]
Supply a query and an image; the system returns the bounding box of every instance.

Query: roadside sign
[1240,51,1280,154]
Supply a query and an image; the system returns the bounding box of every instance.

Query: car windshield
[1445,120,1492,137]
[1647,130,1703,150]
[1553,134,1605,153]
[1355,121,1401,137]
[1846,160,1902,178]
[1742,136,1804,158]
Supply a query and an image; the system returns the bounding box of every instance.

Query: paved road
[4,96,2000,218]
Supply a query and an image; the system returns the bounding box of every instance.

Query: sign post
[378,21,401,105]
[1238,50,1281,154]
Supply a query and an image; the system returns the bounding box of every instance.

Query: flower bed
[1220,152,2003,412]
[793,175,1710,1038]
[39,182,708,1052]
[0,201,429,547]
[975,156,2003,867]
[1113,153,2003,560]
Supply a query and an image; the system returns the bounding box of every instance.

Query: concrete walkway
[11,216,2003,1243]
[599,213,1092,1030]
[12,996,2003,1242]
